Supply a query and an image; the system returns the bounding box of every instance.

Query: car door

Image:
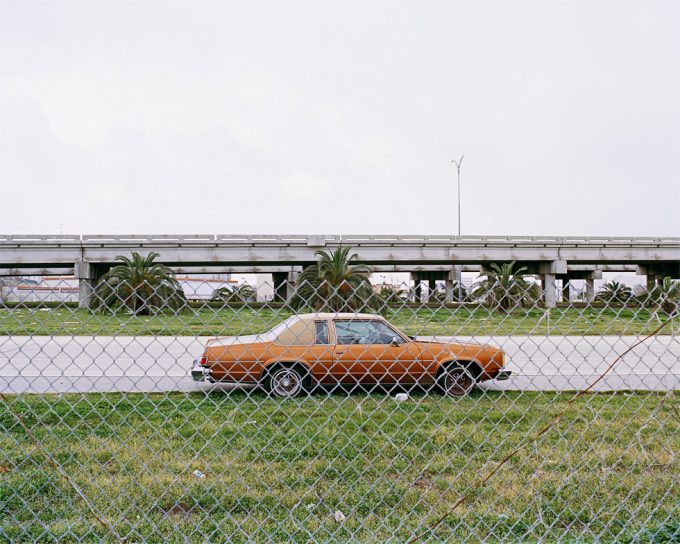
[302,319,338,383]
[331,319,425,386]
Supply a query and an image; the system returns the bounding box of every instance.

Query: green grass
[0,306,675,336]
[1,390,678,542]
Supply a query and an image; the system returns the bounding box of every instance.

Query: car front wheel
[440,366,475,397]
[267,366,304,398]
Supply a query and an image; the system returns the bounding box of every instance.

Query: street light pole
[451,154,465,302]
[451,154,465,237]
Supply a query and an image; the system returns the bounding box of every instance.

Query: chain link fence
[1,252,678,542]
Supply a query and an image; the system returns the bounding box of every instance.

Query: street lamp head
[451,154,465,168]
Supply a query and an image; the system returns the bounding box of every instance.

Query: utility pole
[451,154,465,302]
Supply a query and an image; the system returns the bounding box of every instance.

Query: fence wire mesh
[1,255,679,543]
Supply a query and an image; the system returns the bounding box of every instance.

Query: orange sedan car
[191,313,510,397]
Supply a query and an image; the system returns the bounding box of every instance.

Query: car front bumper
[191,360,210,382]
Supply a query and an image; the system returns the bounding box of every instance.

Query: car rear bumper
[496,370,512,381]
[191,360,210,382]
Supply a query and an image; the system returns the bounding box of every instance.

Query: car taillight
[199,356,208,366]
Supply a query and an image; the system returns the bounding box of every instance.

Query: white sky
[1,1,678,236]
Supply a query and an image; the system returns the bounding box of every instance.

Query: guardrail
[1,234,678,246]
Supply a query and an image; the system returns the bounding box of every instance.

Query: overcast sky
[1,1,678,236]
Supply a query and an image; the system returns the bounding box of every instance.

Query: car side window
[315,321,329,345]
[335,320,398,345]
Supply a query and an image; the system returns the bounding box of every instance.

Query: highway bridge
[1,234,678,307]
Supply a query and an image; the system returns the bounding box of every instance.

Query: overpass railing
[1,233,679,246]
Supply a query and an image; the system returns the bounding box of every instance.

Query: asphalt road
[1,335,678,394]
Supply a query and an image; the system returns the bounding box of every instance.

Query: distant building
[2,276,77,303]
[1,275,245,303]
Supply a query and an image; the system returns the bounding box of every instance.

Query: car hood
[414,336,486,347]
[414,337,503,360]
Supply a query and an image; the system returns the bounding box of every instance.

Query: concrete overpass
[0,234,678,307]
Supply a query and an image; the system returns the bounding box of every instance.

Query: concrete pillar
[286,269,300,301]
[427,278,436,303]
[75,262,94,308]
[585,278,595,302]
[445,280,454,303]
[562,279,570,303]
[543,273,557,308]
[416,279,424,303]
[272,269,301,302]
[445,266,463,303]
[411,273,421,303]
[454,265,463,302]
[646,274,657,291]
[78,279,95,308]
[272,272,287,303]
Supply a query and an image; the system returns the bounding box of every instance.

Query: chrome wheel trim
[270,368,303,397]
[443,367,474,397]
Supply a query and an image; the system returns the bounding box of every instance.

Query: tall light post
[451,154,465,237]
[451,154,465,302]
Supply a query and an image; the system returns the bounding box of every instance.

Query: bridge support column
[272,273,287,303]
[538,261,566,308]
[561,279,570,303]
[75,262,95,309]
[445,266,462,302]
[646,273,658,290]
[444,279,454,302]
[637,264,680,290]
[427,278,436,303]
[286,269,300,301]
[273,269,301,302]
[542,274,557,308]
[585,278,595,302]
[410,274,421,303]
[412,272,447,303]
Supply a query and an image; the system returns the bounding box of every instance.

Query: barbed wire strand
[0,391,123,543]
[407,317,675,544]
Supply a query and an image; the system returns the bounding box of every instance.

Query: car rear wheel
[268,366,304,398]
[440,366,475,397]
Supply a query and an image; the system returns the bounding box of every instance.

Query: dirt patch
[160,502,193,517]
[412,476,430,490]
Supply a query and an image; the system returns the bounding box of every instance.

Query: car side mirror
[391,337,401,347]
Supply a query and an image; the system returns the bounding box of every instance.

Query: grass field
[2,390,678,542]
[0,305,675,337]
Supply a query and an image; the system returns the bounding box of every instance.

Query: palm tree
[211,284,256,304]
[597,281,632,305]
[469,262,541,313]
[378,284,407,304]
[644,277,679,316]
[93,252,186,314]
[292,245,379,312]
